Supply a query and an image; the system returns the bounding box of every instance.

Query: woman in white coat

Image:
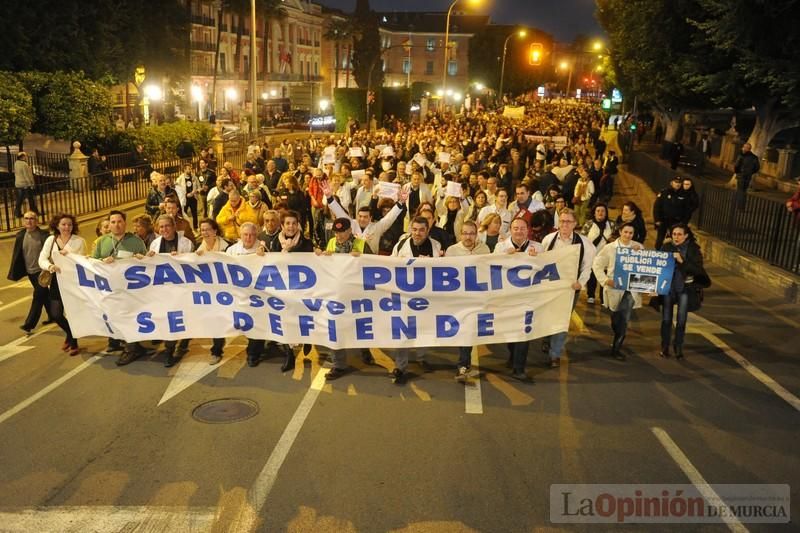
[591,221,643,360]
[39,213,87,356]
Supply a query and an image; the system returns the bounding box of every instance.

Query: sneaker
[455,366,469,382]
[418,360,433,373]
[209,355,223,365]
[510,371,529,382]
[391,368,406,385]
[587,297,595,304]
[325,367,347,380]
[116,349,142,366]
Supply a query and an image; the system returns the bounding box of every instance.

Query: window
[220,53,226,72]
[426,38,435,51]
[448,60,457,76]
[402,58,411,74]
[425,60,434,75]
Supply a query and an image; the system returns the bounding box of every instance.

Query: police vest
[326,237,366,253]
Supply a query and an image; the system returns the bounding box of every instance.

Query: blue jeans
[611,291,635,339]
[548,289,579,360]
[661,291,689,349]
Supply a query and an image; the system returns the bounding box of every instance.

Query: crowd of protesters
[8,98,712,383]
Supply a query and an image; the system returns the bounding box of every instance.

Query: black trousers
[24,272,53,330]
[49,276,75,345]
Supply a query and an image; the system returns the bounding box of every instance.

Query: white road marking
[233,366,328,532]
[651,427,749,533]
[158,351,235,406]
[0,324,58,364]
[689,313,800,413]
[0,280,30,291]
[0,356,102,425]
[0,506,217,532]
[0,295,31,313]
[464,346,483,414]
[702,331,800,413]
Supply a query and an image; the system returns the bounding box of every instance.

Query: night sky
[316,0,603,42]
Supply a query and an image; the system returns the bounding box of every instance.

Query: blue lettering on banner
[436,315,459,337]
[124,265,149,289]
[432,267,460,291]
[77,264,111,292]
[327,319,337,342]
[233,311,253,331]
[228,264,252,287]
[298,315,314,336]
[137,312,155,333]
[355,317,374,340]
[391,316,417,339]
[153,264,184,286]
[477,313,494,336]
[167,311,185,332]
[613,248,675,295]
[269,313,283,335]
[249,295,264,307]
[267,297,285,311]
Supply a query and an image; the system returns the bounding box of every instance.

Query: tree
[325,18,354,90]
[0,0,189,83]
[0,72,35,170]
[596,0,714,142]
[690,0,800,157]
[351,0,383,89]
[20,72,113,143]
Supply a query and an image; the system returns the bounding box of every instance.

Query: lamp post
[498,29,527,105]
[441,0,480,111]
[250,0,258,134]
[191,84,204,121]
[559,60,573,98]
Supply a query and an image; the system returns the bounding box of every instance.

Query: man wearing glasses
[445,221,490,382]
[540,209,596,368]
[7,211,54,334]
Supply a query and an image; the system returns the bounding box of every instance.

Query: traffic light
[529,43,543,66]
[630,123,637,131]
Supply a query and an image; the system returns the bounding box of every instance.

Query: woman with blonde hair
[478,212,504,252]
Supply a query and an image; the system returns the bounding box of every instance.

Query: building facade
[187,0,324,122]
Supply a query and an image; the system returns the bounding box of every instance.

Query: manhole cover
[192,398,259,424]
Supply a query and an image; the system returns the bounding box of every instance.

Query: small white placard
[377,181,401,201]
[437,152,451,164]
[347,147,365,158]
[445,180,463,198]
[351,169,366,181]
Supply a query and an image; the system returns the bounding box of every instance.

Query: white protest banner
[54,247,579,348]
[347,147,365,158]
[437,152,451,164]
[445,180,463,198]
[351,169,366,181]
[413,152,428,167]
[377,181,401,200]
[502,106,526,119]
[524,134,569,150]
[613,248,675,294]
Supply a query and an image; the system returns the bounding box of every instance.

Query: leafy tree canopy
[0,73,35,146]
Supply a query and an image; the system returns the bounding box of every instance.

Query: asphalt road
[0,219,798,533]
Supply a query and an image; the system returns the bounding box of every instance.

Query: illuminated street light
[319,99,330,112]
[190,85,203,120]
[270,89,278,97]
[474,82,484,91]
[261,92,269,100]
[144,84,162,101]
[453,92,462,102]
[436,89,444,97]
[226,87,238,101]
[442,0,482,108]
[593,41,603,51]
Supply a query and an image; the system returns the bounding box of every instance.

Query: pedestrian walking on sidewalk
[733,143,760,211]
[13,152,37,218]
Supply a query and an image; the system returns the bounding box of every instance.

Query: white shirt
[493,238,544,255]
[540,231,596,288]
[226,241,262,256]
[149,235,195,254]
[39,234,87,271]
[328,195,404,254]
[592,239,644,311]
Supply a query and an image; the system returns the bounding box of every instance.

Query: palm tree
[324,18,353,89]
[261,0,287,76]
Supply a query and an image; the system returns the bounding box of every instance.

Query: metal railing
[627,151,800,275]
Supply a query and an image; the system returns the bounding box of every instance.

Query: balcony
[191,66,216,77]
[191,15,215,27]
[190,41,216,52]
[264,73,324,83]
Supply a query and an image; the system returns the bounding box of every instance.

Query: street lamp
[498,29,527,104]
[442,0,481,110]
[225,87,238,115]
[191,84,204,121]
[144,85,162,101]
[250,0,258,134]
[558,60,573,98]
[319,99,330,113]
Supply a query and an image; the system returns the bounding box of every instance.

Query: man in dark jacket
[7,211,54,333]
[653,177,685,249]
[733,142,760,211]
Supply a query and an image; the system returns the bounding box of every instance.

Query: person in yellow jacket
[216,189,259,241]
[315,217,373,380]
